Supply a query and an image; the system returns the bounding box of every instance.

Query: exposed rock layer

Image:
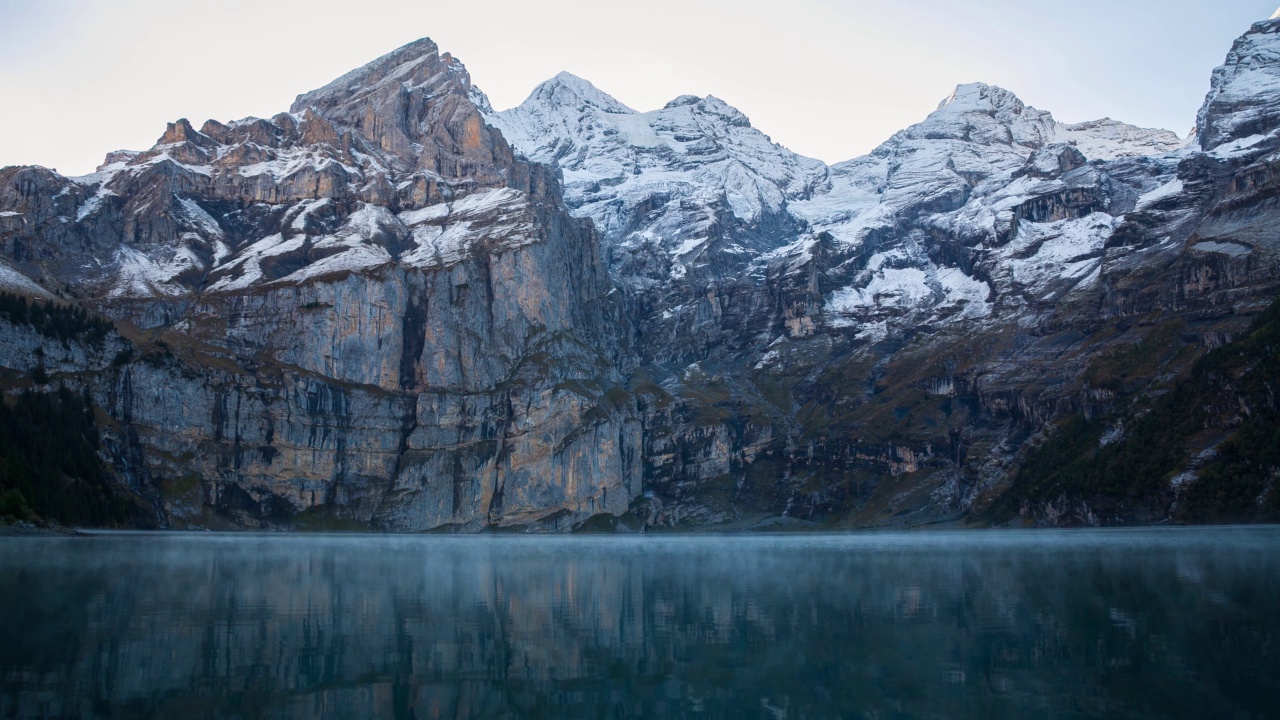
[0,38,639,531]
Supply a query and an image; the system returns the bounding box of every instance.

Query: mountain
[480,74,828,363]
[1,16,1279,531]
[482,77,1186,359]
[0,38,641,531]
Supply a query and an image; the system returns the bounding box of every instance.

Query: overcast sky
[0,0,1274,176]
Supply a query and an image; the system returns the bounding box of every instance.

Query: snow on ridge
[1135,179,1185,210]
[71,155,135,186]
[108,245,201,299]
[177,196,226,239]
[1196,17,1280,151]
[237,148,360,181]
[485,67,1207,323]
[291,37,445,113]
[0,262,54,299]
[206,233,298,293]
[484,73,829,267]
[1055,119,1185,161]
[905,82,1056,149]
[135,152,213,177]
[399,187,536,269]
[63,26,1267,322]
[276,244,392,285]
[198,188,538,290]
[534,72,636,115]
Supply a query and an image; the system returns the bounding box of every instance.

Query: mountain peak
[290,37,469,118]
[937,83,1026,114]
[286,37,493,163]
[523,72,634,115]
[659,94,752,128]
[883,82,1056,150]
[664,94,702,109]
[1196,16,1280,151]
[938,82,987,108]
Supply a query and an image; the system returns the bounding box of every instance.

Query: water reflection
[1,528,1278,719]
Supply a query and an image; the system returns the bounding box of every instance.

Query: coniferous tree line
[0,291,112,347]
[0,386,129,526]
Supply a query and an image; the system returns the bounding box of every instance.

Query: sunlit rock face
[0,39,640,531]
[2,15,1280,530]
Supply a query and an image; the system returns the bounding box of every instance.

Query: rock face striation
[0,39,640,531]
[3,16,1280,530]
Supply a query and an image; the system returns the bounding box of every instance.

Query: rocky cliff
[2,18,1279,530]
[0,39,640,531]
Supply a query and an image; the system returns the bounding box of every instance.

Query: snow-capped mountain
[479,74,831,361]
[800,83,1192,331]
[480,73,827,271]
[483,72,1186,354]
[2,14,1280,531]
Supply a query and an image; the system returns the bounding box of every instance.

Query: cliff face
[0,39,640,531]
[2,20,1280,531]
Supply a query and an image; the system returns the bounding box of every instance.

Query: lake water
[1,528,1277,719]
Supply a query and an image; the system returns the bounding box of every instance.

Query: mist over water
[1,528,1278,719]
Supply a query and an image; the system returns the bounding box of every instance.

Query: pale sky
[0,0,1274,176]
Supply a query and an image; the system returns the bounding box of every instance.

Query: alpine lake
[1,527,1277,719]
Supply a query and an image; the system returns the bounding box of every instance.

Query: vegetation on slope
[987,298,1280,524]
[0,386,134,526]
[0,291,113,347]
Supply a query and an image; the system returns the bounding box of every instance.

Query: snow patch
[828,267,932,313]
[276,245,392,285]
[1000,213,1115,294]
[0,263,53,299]
[176,196,225,239]
[206,233,301,292]
[238,148,359,181]
[399,188,536,269]
[672,237,707,257]
[109,245,201,298]
[1135,179,1184,210]
[76,185,116,222]
[1192,240,1252,256]
[1207,133,1270,158]
[287,198,332,231]
[936,267,993,319]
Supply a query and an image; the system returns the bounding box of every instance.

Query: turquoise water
[1,528,1278,719]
